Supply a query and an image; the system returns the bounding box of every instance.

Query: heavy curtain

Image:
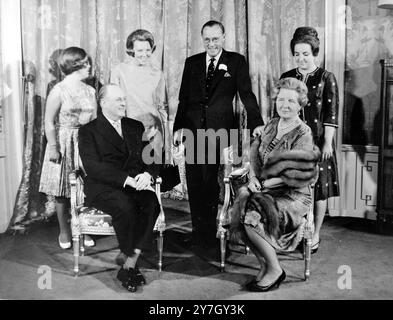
[1,0,24,233]
[8,0,325,232]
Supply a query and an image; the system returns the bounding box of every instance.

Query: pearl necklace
[276,118,301,140]
[277,118,300,132]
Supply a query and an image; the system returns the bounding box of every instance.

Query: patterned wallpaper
[344,0,393,146]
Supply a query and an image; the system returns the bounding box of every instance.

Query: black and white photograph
[0,0,393,305]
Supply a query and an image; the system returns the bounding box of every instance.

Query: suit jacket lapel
[97,114,126,153]
[209,49,229,95]
[197,54,207,97]
[121,118,138,155]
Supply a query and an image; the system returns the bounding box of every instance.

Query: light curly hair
[272,77,309,108]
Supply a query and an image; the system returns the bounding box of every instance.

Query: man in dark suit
[78,84,159,292]
[173,20,264,247]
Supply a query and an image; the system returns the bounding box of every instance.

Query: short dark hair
[201,20,225,35]
[290,26,320,56]
[126,29,156,56]
[59,47,88,75]
[272,77,309,108]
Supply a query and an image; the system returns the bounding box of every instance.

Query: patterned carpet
[0,198,393,300]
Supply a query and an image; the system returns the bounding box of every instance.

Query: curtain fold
[8,0,326,232]
[247,0,325,123]
[1,0,24,232]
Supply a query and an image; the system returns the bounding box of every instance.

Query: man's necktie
[113,120,123,138]
[206,57,215,94]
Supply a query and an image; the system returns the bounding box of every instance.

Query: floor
[1,198,393,300]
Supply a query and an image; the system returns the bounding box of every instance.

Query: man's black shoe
[133,266,146,285]
[117,267,138,292]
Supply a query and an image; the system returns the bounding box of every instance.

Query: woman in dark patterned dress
[280,27,340,253]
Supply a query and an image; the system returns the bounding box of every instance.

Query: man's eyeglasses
[203,36,222,45]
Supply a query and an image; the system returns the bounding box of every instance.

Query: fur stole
[228,146,320,243]
[229,186,279,243]
[260,146,321,188]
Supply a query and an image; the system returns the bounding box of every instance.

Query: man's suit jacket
[173,49,264,133]
[78,114,158,205]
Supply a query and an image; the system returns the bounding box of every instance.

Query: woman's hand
[248,176,261,193]
[321,141,333,161]
[49,145,61,163]
[173,130,182,147]
[322,126,335,161]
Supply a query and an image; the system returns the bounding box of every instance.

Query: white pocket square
[224,72,231,77]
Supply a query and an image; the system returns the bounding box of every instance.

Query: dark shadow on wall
[343,66,381,165]
[343,69,368,162]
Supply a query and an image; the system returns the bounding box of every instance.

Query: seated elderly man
[78,84,159,292]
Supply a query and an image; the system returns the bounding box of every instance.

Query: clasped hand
[173,130,182,147]
[126,172,152,191]
[248,176,262,193]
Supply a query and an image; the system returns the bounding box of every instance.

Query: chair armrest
[70,171,78,215]
[306,184,315,224]
[69,171,81,236]
[216,164,249,235]
[230,166,249,178]
[154,176,166,232]
[216,176,232,235]
[304,184,315,238]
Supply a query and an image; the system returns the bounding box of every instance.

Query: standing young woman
[110,29,170,164]
[280,27,340,253]
[39,47,97,249]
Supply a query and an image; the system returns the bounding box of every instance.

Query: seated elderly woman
[229,77,320,292]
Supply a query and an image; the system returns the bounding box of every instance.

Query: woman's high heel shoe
[245,269,286,292]
[311,240,321,254]
[83,235,95,247]
[58,235,71,250]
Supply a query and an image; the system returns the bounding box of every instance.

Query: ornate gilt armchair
[69,170,166,276]
[216,162,315,281]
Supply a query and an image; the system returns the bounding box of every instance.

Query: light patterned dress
[39,81,96,198]
[110,56,170,163]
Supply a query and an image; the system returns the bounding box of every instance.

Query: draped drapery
[1,0,24,233]
[8,0,325,231]
[248,0,325,123]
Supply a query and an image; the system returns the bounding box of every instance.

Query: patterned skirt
[314,148,340,201]
[242,187,312,253]
[39,126,81,198]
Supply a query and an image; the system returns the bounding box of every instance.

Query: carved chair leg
[80,235,85,256]
[73,235,80,277]
[219,231,226,272]
[304,237,312,281]
[157,231,164,272]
